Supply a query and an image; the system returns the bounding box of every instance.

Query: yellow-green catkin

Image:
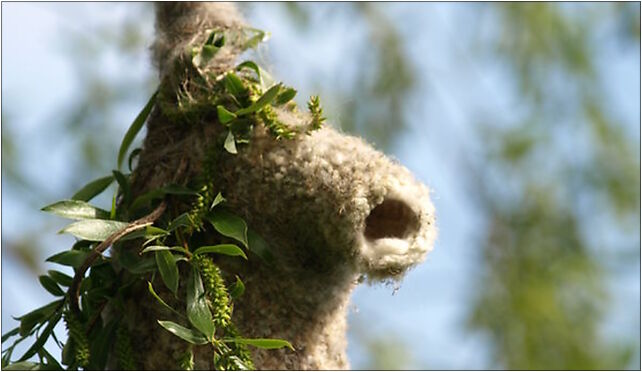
[115,324,137,370]
[193,255,231,328]
[63,311,90,368]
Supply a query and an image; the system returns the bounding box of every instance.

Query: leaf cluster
[2,26,302,369]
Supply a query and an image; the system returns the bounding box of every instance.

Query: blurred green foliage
[469,3,639,370]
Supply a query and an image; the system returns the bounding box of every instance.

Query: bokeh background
[2,3,640,369]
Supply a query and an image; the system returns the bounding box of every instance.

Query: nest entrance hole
[364,199,419,240]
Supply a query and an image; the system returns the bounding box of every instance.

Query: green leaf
[45,250,89,268]
[41,200,110,220]
[71,175,114,202]
[243,28,268,49]
[147,282,183,318]
[236,61,262,82]
[186,267,216,341]
[128,148,142,172]
[38,276,65,297]
[225,337,294,351]
[58,219,128,241]
[224,72,246,97]
[119,250,156,274]
[112,170,132,206]
[122,225,169,242]
[157,321,209,345]
[193,244,247,260]
[168,213,193,232]
[236,83,282,116]
[217,105,237,125]
[208,210,248,248]
[118,91,157,169]
[18,311,62,362]
[46,270,73,287]
[247,229,274,264]
[224,130,237,154]
[275,87,297,105]
[141,245,190,256]
[2,327,19,343]
[155,250,179,296]
[16,301,62,337]
[210,192,226,210]
[3,361,43,370]
[229,276,245,299]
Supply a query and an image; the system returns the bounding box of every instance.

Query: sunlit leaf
[236,83,282,116]
[41,200,110,220]
[210,192,226,210]
[224,130,238,154]
[217,105,237,125]
[225,337,294,351]
[275,87,297,105]
[58,219,128,241]
[157,321,209,345]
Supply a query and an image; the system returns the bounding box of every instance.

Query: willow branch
[68,201,167,315]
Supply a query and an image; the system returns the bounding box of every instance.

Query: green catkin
[193,255,231,329]
[177,348,195,370]
[63,311,90,368]
[115,324,137,370]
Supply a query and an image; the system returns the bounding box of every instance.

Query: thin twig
[69,201,167,316]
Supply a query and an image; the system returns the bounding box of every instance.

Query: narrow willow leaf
[45,250,89,268]
[236,83,282,116]
[41,200,110,220]
[247,229,274,264]
[112,170,131,206]
[47,270,73,287]
[71,175,114,202]
[167,213,193,232]
[118,91,157,169]
[2,327,19,343]
[122,226,169,242]
[147,282,183,318]
[208,210,248,248]
[37,346,62,370]
[18,311,62,362]
[186,267,216,341]
[229,276,245,299]
[225,337,294,351]
[38,276,65,297]
[217,105,237,125]
[155,250,179,296]
[244,28,268,49]
[58,219,128,242]
[193,244,247,260]
[210,192,226,210]
[275,87,297,105]
[236,61,261,82]
[224,72,246,97]
[157,321,209,345]
[3,361,43,370]
[128,148,142,172]
[199,45,220,65]
[141,245,190,256]
[224,130,237,154]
